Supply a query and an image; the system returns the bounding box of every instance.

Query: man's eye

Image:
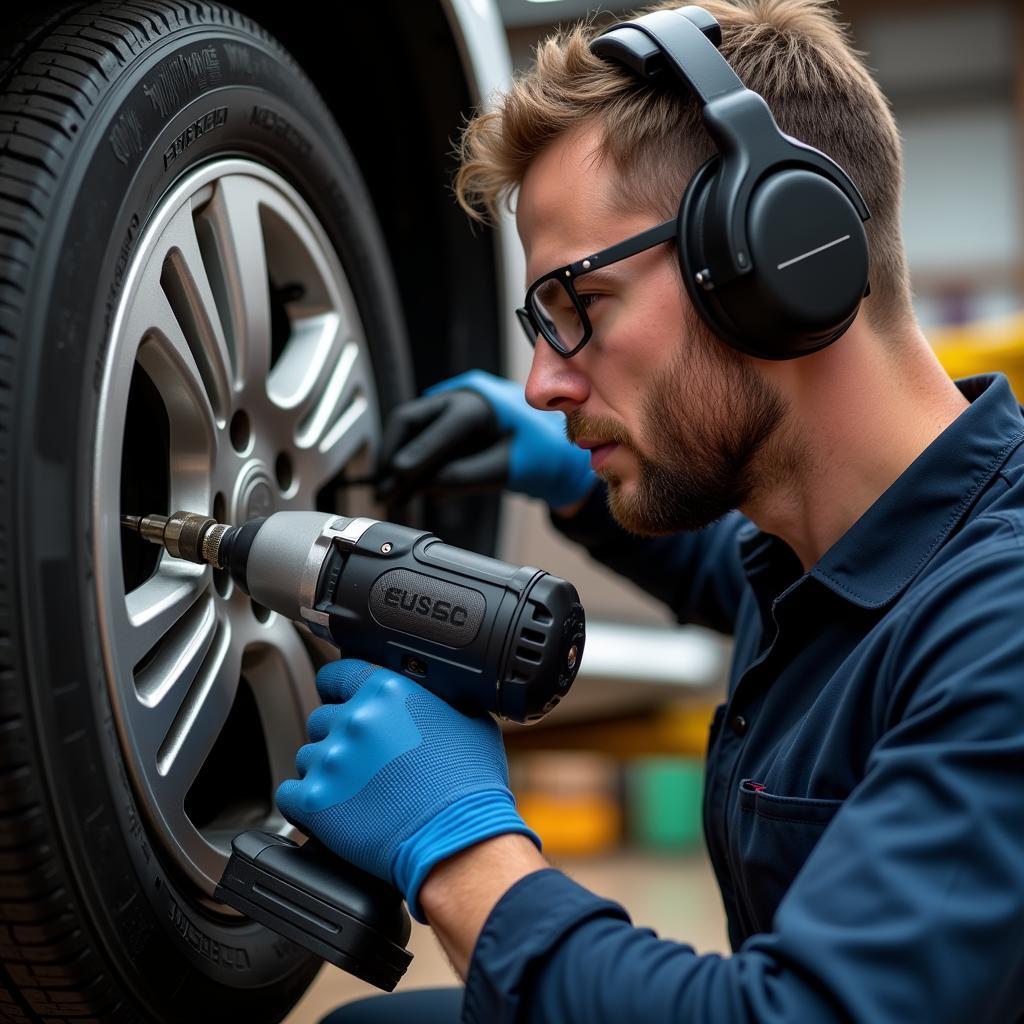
[578,293,601,311]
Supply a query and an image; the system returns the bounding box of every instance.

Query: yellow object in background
[931,315,1024,399]
[512,751,621,857]
[517,792,622,856]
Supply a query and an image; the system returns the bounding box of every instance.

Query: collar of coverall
[736,373,1024,610]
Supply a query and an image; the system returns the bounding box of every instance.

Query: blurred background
[287,1,1022,1017]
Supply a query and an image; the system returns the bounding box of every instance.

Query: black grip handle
[215,831,412,991]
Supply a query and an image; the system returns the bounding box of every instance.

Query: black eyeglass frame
[516,217,677,357]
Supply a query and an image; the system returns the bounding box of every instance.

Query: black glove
[378,371,597,507]
[376,388,511,504]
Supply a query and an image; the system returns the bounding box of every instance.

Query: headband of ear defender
[591,5,871,360]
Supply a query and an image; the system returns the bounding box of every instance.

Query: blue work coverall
[461,373,1024,1023]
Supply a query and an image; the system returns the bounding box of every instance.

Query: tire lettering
[163,106,229,171]
[144,47,223,119]
[167,895,251,970]
[250,106,312,158]
[109,109,144,166]
[224,41,268,78]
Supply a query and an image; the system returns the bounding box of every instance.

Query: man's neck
[741,320,970,571]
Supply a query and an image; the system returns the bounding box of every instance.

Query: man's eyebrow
[574,266,620,286]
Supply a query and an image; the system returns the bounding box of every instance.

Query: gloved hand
[377,369,596,509]
[275,659,540,923]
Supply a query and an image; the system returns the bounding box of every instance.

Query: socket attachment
[121,511,221,564]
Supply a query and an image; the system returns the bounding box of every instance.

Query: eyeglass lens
[532,277,585,353]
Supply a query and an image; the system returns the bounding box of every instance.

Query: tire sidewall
[16,15,411,1015]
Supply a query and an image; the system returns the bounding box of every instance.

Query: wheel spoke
[155,617,239,800]
[291,339,378,490]
[243,619,320,785]
[158,206,235,424]
[266,311,343,415]
[136,288,219,460]
[130,593,219,765]
[197,174,272,394]
[122,562,207,668]
[304,394,376,489]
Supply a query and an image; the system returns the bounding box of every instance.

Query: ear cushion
[678,159,869,360]
[677,157,749,351]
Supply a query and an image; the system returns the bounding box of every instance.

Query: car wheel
[1,1,413,1019]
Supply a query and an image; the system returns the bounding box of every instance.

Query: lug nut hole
[275,452,294,492]
[230,410,251,453]
[213,567,232,598]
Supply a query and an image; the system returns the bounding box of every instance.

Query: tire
[0,2,414,1020]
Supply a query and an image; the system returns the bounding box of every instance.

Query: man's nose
[525,339,590,412]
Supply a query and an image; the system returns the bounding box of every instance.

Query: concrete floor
[283,847,728,1023]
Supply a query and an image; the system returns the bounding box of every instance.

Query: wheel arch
[232,0,506,390]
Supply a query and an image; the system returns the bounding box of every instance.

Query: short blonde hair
[455,0,911,332]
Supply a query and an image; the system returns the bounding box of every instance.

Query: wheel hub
[234,460,279,522]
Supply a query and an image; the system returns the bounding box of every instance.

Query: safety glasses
[516,217,677,357]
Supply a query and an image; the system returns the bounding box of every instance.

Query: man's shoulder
[867,514,1024,732]
[914,441,1024,583]
[910,509,1024,605]
[996,444,1024,513]
[888,510,1024,668]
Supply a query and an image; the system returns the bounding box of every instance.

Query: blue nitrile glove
[275,659,541,923]
[376,369,596,508]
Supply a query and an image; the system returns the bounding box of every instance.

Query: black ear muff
[680,161,869,359]
[592,5,872,361]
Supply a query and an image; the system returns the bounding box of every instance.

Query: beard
[566,320,788,536]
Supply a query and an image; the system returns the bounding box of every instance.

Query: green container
[628,757,704,850]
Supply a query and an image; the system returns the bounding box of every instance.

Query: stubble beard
[568,326,789,537]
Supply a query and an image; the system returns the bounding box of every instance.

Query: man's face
[518,124,788,535]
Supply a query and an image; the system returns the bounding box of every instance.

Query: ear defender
[591,5,871,360]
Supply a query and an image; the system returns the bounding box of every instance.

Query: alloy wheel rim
[92,159,382,898]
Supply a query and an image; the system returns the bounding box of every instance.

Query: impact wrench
[122,509,586,990]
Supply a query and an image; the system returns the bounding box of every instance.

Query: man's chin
[604,477,676,538]
[605,471,737,537]
[600,469,640,508]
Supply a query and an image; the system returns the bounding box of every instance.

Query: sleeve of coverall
[462,544,1024,1023]
[550,484,748,633]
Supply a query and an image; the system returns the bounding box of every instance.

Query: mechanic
[276,1,1024,1021]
